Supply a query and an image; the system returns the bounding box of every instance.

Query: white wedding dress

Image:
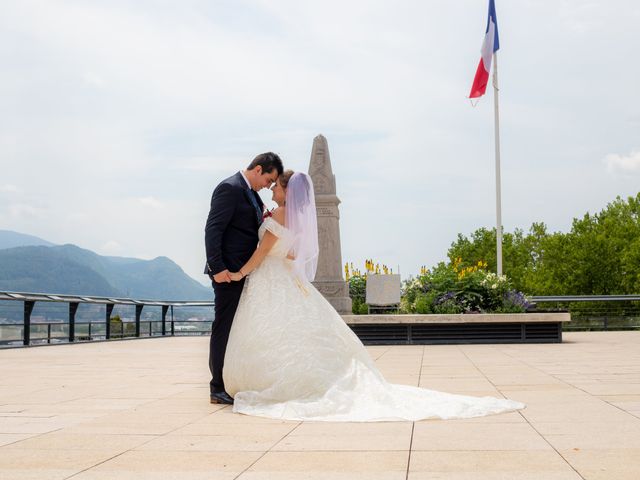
[223,218,525,422]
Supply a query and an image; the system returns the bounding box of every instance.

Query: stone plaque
[366,274,401,306]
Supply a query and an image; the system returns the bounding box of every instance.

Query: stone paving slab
[0,332,639,479]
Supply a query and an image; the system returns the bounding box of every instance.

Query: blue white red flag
[469,0,500,99]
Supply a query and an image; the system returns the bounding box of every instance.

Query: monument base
[326,296,353,315]
[312,280,353,314]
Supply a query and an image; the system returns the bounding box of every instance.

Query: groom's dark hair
[247,152,284,175]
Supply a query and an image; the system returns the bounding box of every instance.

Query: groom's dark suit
[204,171,264,394]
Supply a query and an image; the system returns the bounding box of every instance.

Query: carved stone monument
[308,134,352,314]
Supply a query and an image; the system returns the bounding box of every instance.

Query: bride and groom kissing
[204,152,524,421]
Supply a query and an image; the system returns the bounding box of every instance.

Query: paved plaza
[1,332,639,479]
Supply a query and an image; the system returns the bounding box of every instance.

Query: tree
[447,192,640,295]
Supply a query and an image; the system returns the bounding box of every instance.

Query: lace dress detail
[223,219,525,422]
[261,217,294,258]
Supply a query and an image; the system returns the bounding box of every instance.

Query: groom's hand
[229,272,244,281]
[212,270,231,283]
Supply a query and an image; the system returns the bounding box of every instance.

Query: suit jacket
[204,172,264,276]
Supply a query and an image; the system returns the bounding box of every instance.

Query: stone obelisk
[308,135,352,314]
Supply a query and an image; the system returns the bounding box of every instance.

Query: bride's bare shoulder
[271,207,285,226]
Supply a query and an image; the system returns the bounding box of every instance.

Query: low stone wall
[341,312,570,345]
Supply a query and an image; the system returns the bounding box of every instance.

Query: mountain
[0,230,55,249]
[0,246,120,297]
[0,240,211,301]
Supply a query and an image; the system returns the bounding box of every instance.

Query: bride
[223,170,525,422]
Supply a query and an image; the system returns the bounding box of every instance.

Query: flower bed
[346,258,530,315]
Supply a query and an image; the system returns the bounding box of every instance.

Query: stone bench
[341,312,570,344]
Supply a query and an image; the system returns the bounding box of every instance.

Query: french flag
[469,0,500,99]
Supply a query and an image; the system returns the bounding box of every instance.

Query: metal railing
[530,295,640,331]
[0,291,215,348]
[2,291,639,347]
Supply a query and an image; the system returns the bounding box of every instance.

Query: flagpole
[492,51,503,276]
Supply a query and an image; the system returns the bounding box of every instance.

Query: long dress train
[223,218,525,422]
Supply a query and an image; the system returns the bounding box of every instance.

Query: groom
[204,152,283,404]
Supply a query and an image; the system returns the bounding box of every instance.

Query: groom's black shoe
[210,391,234,405]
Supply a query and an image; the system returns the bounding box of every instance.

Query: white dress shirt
[239,170,252,190]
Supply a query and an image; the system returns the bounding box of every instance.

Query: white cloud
[101,240,123,254]
[0,184,21,194]
[82,71,107,89]
[604,150,640,174]
[138,196,163,209]
[176,156,242,173]
[7,203,42,219]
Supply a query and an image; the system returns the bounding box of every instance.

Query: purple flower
[504,290,531,309]
[435,291,456,305]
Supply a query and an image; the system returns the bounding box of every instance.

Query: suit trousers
[209,278,246,394]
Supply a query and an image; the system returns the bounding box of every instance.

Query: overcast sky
[1,0,639,287]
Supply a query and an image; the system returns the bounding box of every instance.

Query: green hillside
[0,242,211,300]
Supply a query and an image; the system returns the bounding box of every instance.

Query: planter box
[341,312,570,344]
